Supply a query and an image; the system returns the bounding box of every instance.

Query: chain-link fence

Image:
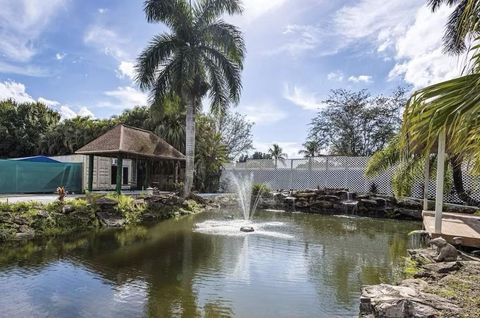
[222,157,480,204]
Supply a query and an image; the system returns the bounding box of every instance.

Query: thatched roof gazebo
[76,124,185,194]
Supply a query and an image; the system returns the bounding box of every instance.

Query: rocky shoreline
[256,188,478,220]
[360,248,480,317]
[0,193,215,242]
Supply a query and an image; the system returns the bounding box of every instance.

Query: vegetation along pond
[0,210,420,317]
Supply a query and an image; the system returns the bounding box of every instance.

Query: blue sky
[0,0,465,157]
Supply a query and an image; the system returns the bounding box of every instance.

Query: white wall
[50,155,136,191]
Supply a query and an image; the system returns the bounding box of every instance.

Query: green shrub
[252,183,271,197]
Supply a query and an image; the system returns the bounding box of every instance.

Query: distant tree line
[0,99,253,192]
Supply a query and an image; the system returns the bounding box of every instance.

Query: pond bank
[359,248,480,317]
[0,193,213,242]
[254,188,478,220]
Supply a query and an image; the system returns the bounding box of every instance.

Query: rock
[14,225,35,240]
[12,216,28,225]
[395,208,422,220]
[430,237,458,262]
[240,226,254,232]
[36,210,49,218]
[360,281,459,317]
[422,261,463,274]
[96,211,125,227]
[62,205,75,214]
[0,212,12,223]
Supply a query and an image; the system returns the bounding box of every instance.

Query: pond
[0,210,420,318]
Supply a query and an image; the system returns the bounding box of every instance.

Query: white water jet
[229,172,266,221]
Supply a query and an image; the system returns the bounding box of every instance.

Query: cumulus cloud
[283,84,323,110]
[116,61,136,80]
[334,0,463,89]
[327,71,344,81]
[0,80,94,120]
[55,52,66,60]
[348,75,373,83]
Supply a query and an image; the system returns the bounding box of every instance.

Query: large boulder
[360,280,459,317]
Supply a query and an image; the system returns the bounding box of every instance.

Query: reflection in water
[0,211,420,318]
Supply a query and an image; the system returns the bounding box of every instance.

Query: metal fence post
[325,156,329,188]
[290,159,293,190]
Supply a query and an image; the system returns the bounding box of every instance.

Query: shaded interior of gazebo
[76,124,185,193]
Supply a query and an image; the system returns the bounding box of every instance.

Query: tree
[400,4,480,200]
[428,0,479,54]
[218,112,253,160]
[0,100,60,158]
[308,88,406,156]
[268,144,287,168]
[194,115,228,192]
[136,0,245,196]
[251,152,272,160]
[298,140,322,158]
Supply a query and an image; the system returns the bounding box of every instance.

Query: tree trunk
[450,155,480,206]
[183,98,196,197]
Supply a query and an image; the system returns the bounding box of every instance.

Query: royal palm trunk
[183,98,196,197]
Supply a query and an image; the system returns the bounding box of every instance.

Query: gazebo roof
[75,124,185,160]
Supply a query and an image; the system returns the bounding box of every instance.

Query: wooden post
[435,129,446,233]
[88,155,94,192]
[423,156,430,211]
[116,156,123,194]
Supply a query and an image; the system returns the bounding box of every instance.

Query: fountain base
[240,226,255,233]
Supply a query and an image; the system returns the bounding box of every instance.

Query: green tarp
[0,159,83,194]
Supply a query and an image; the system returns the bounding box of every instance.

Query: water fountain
[341,191,358,215]
[229,172,266,232]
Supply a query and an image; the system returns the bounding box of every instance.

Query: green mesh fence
[0,160,83,194]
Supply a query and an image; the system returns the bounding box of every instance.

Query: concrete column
[423,155,430,211]
[435,129,446,233]
[88,155,94,192]
[116,156,123,194]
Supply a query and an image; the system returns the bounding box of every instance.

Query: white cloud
[388,5,464,88]
[0,81,93,120]
[240,0,288,22]
[55,52,66,60]
[116,61,136,80]
[348,75,373,83]
[84,25,128,60]
[334,0,422,51]
[78,106,95,118]
[103,86,148,108]
[327,71,344,81]
[38,97,60,107]
[0,81,36,103]
[59,105,78,120]
[268,24,341,57]
[98,8,107,14]
[238,101,287,125]
[283,84,323,110]
[0,0,66,62]
[334,0,463,89]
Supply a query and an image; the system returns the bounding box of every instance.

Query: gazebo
[76,124,185,194]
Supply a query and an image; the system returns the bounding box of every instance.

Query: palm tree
[268,144,287,168]
[298,140,321,158]
[136,0,245,196]
[427,0,479,54]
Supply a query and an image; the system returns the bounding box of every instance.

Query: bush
[252,183,271,197]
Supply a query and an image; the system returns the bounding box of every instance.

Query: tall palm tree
[298,140,321,158]
[136,0,245,196]
[268,144,287,168]
[427,0,479,54]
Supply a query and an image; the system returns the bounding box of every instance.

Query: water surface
[0,211,420,317]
